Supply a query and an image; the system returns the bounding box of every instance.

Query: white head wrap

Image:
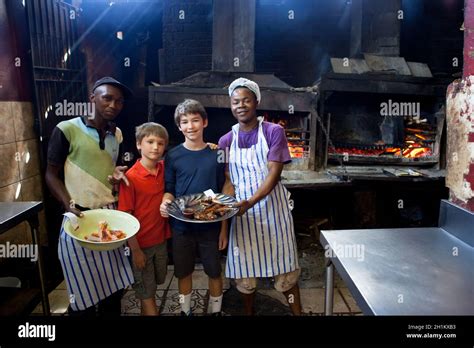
[228,77,261,103]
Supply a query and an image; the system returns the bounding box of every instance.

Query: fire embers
[264,113,310,159]
[384,127,433,158]
[287,140,306,158]
[331,116,435,159]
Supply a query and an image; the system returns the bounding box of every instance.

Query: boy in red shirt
[118,122,171,315]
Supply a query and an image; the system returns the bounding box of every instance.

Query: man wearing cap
[218,78,302,315]
[45,77,133,316]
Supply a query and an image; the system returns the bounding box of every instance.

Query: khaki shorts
[235,269,301,294]
[132,242,168,300]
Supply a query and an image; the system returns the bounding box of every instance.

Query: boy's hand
[132,249,146,270]
[218,229,228,250]
[160,199,172,218]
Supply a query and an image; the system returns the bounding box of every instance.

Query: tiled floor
[31,287,70,315]
[32,236,362,316]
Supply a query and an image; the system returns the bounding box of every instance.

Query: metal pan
[167,193,239,223]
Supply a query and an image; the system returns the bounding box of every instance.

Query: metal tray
[167,193,239,223]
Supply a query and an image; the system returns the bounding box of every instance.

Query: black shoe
[210,311,222,316]
[180,311,192,316]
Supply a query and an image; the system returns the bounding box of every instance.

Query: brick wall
[161,0,213,83]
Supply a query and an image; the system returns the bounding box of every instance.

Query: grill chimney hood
[170,0,294,91]
[148,0,322,172]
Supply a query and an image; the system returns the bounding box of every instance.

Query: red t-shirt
[118,160,171,248]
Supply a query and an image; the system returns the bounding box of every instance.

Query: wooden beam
[320,73,450,96]
[149,87,316,112]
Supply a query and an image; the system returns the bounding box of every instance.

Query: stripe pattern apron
[226,119,299,279]
[58,203,134,311]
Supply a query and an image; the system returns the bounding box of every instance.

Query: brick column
[464,0,474,78]
[445,0,474,212]
[162,0,212,83]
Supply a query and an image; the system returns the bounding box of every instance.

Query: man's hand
[218,228,228,250]
[108,166,129,195]
[235,199,253,216]
[132,249,146,270]
[108,166,129,186]
[160,199,172,218]
[64,201,84,217]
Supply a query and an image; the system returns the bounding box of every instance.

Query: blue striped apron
[57,203,134,311]
[225,119,299,279]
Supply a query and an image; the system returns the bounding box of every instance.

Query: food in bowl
[63,209,139,251]
[84,221,127,242]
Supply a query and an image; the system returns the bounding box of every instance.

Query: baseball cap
[92,77,133,99]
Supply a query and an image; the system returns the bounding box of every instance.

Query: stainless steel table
[0,201,50,315]
[321,200,474,315]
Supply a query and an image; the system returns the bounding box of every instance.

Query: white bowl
[63,209,140,251]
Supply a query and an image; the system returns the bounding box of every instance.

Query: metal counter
[320,200,474,315]
[0,201,50,315]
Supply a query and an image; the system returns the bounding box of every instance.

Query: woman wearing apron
[218,78,302,315]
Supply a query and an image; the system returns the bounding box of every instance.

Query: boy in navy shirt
[160,99,227,316]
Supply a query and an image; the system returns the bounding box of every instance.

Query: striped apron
[58,203,134,311]
[225,119,299,279]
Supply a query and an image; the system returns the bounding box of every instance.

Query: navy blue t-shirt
[165,144,225,233]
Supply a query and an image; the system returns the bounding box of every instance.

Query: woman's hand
[132,249,146,270]
[234,199,253,216]
[207,142,218,150]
